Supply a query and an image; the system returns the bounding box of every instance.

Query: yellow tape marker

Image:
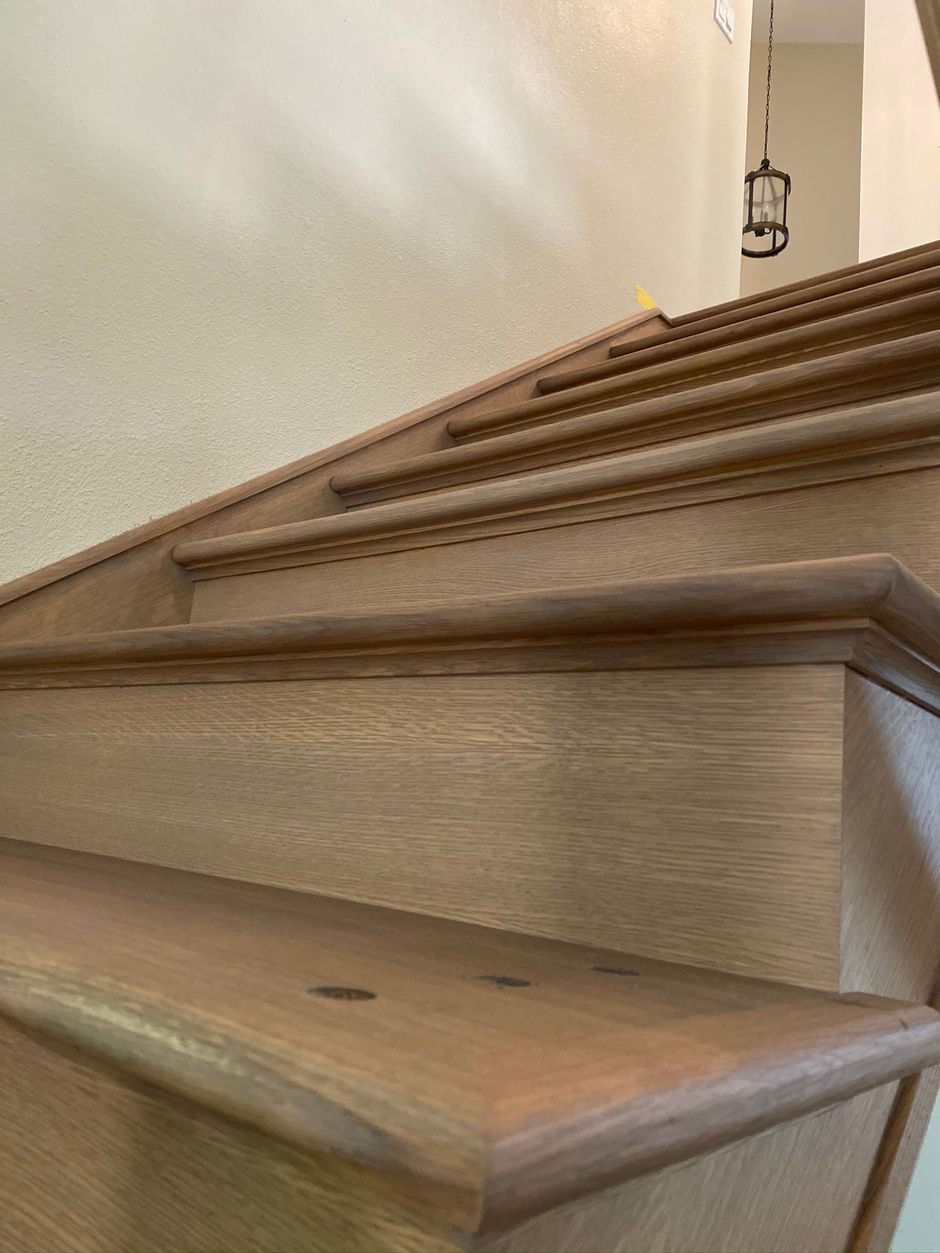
[635,283,658,311]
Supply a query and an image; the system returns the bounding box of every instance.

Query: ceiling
[750,0,865,43]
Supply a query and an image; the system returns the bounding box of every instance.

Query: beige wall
[740,41,863,297]
[860,0,940,260]
[0,0,752,586]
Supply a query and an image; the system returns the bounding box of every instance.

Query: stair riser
[0,665,846,989]
[4,663,938,1007]
[452,299,940,441]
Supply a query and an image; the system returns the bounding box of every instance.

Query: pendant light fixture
[742,0,791,258]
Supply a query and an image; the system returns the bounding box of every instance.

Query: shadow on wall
[0,0,749,585]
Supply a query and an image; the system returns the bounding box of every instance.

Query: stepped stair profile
[3,241,940,1253]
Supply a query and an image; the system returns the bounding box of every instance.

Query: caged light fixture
[742,0,791,258]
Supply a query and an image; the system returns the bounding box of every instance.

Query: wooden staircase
[3,243,940,1252]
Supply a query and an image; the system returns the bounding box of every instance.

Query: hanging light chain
[763,0,775,162]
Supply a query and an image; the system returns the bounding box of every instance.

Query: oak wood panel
[189,465,940,623]
[0,313,664,641]
[841,672,940,1005]
[483,1086,897,1253]
[451,295,940,442]
[0,667,847,987]
[2,842,939,1240]
[593,257,940,372]
[839,675,940,1251]
[669,238,940,327]
[335,333,940,506]
[542,266,940,391]
[0,1016,462,1253]
[0,552,932,661]
[5,554,940,715]
[0,622,871,692]
[851,1066,940,1253]
[177,390,940,583]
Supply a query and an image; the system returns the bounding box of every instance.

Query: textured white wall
[860,0,940,260]
[740,42,863,297]
[0,0,753,586]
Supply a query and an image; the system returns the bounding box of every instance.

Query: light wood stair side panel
[539,269,940,395]
[0,666,847,987]
[841,672,940,1005]
[333,333,940,508]
[837,675,940,1253]
[0,312,665,644]
[483,1086,898,1253]
[851,1066,940,1253]
[450,293,940,443]
[668,238,940,328]
[187,465,940,625]
[0,1016,464,1253]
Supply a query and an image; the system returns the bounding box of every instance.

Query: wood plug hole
[477,975,531,988]
[308,986,376,1001]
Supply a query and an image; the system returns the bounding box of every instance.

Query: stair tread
[168,392,940,579]
[3,555,940,718]
[538,267,940,394]
[332,332,940,506]
[669,238,940,328]
[3,837,938,1229]
[451,290,940,442]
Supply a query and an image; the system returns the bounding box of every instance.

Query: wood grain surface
[841,672,940,1004]
[0,667,847,987]
[336,332,940,505]
[187,462,940,623]
[668,238,940,328]
[0,1016,463,1253]
[546,265,940,388]
[451,297,940,442]
[1,840,938,1238]
[851,1066,940,1253]
[3,554,940,716]
[484,1085,898,1253]
[175,390,940,584]
[447,293,940,441]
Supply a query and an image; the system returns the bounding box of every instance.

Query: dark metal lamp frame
[742,158,791,259]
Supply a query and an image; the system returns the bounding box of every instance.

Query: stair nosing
[450,288,940,442]
[170,392,940,578]
[537,265,940,394]
[332,331,940,507]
